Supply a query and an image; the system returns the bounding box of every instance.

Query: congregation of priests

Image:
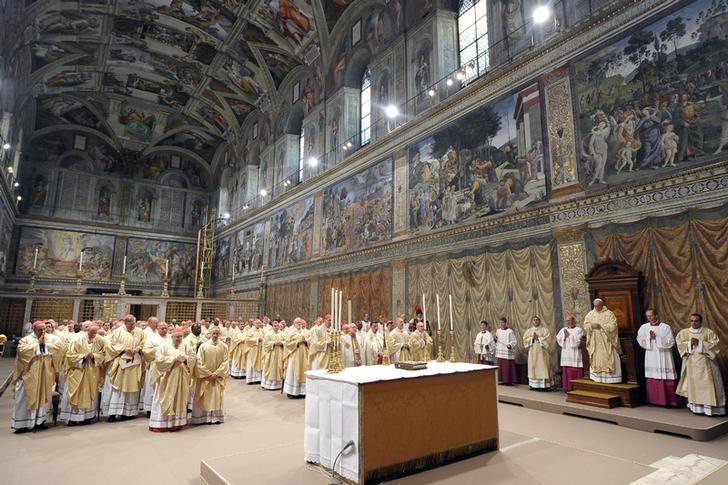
[10,298,726,434]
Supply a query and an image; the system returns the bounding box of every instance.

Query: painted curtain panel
[318,268,392,325]
[126,238,196,286]
[17,227,114,279]
[406,243,555,364]
[408,83,546,233]
[234,221,265,274]
[212,236,231,281]
[321,157,394,255]
[268,196,314,268]
[594,208,728,383]
[575,0,728,188]
[266,279,311,323]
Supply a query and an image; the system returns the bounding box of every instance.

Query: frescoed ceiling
[20,0,324,166]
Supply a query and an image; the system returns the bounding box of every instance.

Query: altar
[303,362,499,484]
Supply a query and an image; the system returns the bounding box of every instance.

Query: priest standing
[11,321,62,433]
[245,319,265,384]
[141,321,171,414]
[583,298,622,383]
[494,318,518,385]
[284,318,309,397]
[149,327,196,432]
[409,321,433,361]
[388,317,410,363]
[106,314,145,422]
[365,321,385,365]
[229,321,249,379]
[556,315,584,391]
[474,320,494,365]
[261,321,286,390]
[637,308,677,407]
[192,326,228,424]
[60,323,105,426]
[308,316,331,370]
[523,316,553,390]
[676,313,725,416]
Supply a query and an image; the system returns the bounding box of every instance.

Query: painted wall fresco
[408,83,547,233]
[574,0,728,188]
[321,157,394,254]
[268,197,314,268]
[212,236,231,281]
[234,221,265,274]
[16,227,114,279]
[126,238,196,285]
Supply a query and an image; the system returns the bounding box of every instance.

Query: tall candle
[122,255,127,274]
[79,251,83,271]
[422,293,427,331]
[331,288,335,326]
[231,265,235,282]
[338,290,343,331]
[347,299,352,326]
[200,262,204,280]
[449,294,454,331]
[165,259,169,278]
[33,248,38,269]
[436,294,441,331]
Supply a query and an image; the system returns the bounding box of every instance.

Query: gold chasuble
[246,327,265,372]
[108,326,145,393]
[194,339,229,412]
[156,342,196,418]
[262,329,285,388]
[285,327,309,383]
[523,325,554,388]
[676,327,726,415]
[583,307,620,374]
[409,330,433,362]
[65,334,105,410]
[388,327,410,363]
[230,326,250,373]
[13,333,62,410]
[308,324,331,370]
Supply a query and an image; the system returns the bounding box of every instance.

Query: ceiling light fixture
[384,105,399,118]
[260,188,268,196]
[307,157,319,167]
[455,71,465,81]
[428,89,436,97]
[446,78,453,86]
[533,5,551,24]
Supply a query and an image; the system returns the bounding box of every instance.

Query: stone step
[570,378,643,407]
[566,389,622,409]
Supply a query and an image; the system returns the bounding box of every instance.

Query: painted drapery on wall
[234,221,265,274]
[407,243,556,364]
[321,157,394,255]
[212,236,231,281]
[575,0,728,188]
[126,238,196,286]
[268,196,314,268]
[408,83,546,233]
[594,207,728,382]
[17,227,114,279]
[265,279,312,323]
[318,268,392,324]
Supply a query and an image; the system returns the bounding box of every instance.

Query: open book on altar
[119,353,141,369]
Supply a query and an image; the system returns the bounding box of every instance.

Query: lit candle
[122,255,127,274]
[422,293,427,331]
[347,299,352,326]
[33,248,38,269]
[331,288,335,326]
[231,265,235,282]
[200,263,205,280]
[436,294,441,331]
[79,251,83,271]
[449,294,454,331]
[338,290,343,331]
[165,259,169,278]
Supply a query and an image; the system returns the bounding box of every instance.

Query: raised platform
[498,385,728,441]
[569,378,643,407]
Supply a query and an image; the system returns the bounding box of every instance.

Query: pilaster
[553,224,591,323]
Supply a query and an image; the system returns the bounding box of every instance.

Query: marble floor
[1,357,726,485]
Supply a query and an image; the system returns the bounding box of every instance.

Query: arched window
[298,125,305,183]
[360,68,372,146]
[459,0,489,81]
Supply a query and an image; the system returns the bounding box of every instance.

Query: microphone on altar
[330,440,356,485]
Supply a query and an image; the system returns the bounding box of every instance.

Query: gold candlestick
[27,269,38,293]
[160,275,170,298]
[436,329,446,362]
[449,330,457,362]
[75,269,84,295]
[117,272,127,296]
[326,330,345,374]
[382,331,390,365]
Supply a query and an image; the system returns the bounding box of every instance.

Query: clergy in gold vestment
[284,318,309,397]
[141,322,171,413]
[365,322,385,365]
[523,316,554,390]
[106,314,146,421]
[308,317,332,370]
[192,326,228,424]
[60,324,105,425]
[184,323,203,354]
[676,313,726,416]
[246,319,265,384]
[12,321,62,433]
[149,327,196,432]
[583,299,622,384]
[229,322,249,379]
[388,318,410,363]
[341,324,364,368]
[409,322,433,361]
[261,321,286,390]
